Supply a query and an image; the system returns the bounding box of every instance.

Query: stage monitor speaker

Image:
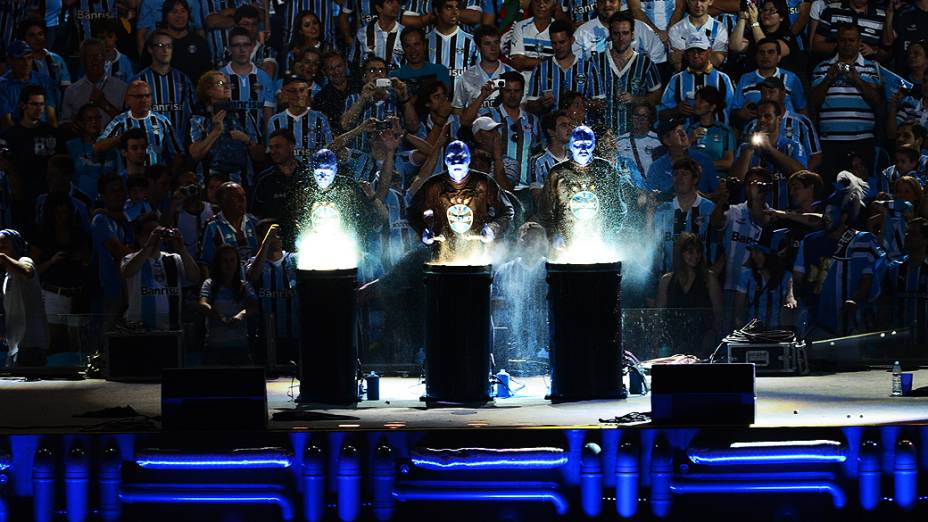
[161,367,268,430]
[650,363,755,425]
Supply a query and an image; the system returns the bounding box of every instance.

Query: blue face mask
[568,125,596,166]
[445,140,471,183]
[312,149,338,190]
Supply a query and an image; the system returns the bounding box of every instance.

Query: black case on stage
[104,331,184,381]
[650,363,756,425]
[726,341,809,375]
[161,367,268,430]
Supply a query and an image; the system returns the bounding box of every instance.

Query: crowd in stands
[1,0,928,368]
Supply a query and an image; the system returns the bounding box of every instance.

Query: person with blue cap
[539,125,630,248]
[407,140,514,257]
[0,229,49,367]
[0,39,57,127]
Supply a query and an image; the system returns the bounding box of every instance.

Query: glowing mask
[568,126,596,166]
[445,140,471,183]
[312,148,338,190]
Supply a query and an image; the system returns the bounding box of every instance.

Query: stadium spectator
[0,40,56,127]
[313,52,355,134]
[617,102,662,177]
[61,38,128,125]
[667,0,729,69]
[200,181,259,276]
[91,173,133,329]
[659,31,735,124]
[687,86,736,174]
[20,20,70,109]
[732,37,807,125]
[452,24,513,110]
[198,243,259,364]
[734,227,795,329]
[0,229,49,367]
[96,80,181,169]
[646,118,719,196]
[0,85,64,202]
[133,29,196,140]
[352,0,405,69]
[67,104,117,203]
[389,27,452,98]
[524,20,600,115]
[426,0,477,93]
[161,0,213,82]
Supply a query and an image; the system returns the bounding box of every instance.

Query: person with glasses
[0,85,65,202]
[220,27,276,145]
[95,80,182,169]
[61,38,128,125]
[234,5,278,79]
[313,52,356,134]
[267,75,334,161]
[617,102,662,179]
[133,29,196,140]
[0,40,57,129]
[161,0,212,82]
[341,56,417,150]
[189,70,264,187]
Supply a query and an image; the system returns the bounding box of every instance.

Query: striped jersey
[886,256,928,333]
[201,0,244,66]
[343,93,398,150]
[0,3,29,53]
[736,268,791,329]
[601,51,662,136]
[278,0,340,49]
[638,0,678,30]
[105,51,134,83]
[266,108,334,161]
[221,62,276,141]
[479,106,541,190]
[123,251,186,330]
[811,55,881,141]
[652,195,716,273]
[189,113,255,184]
[426,28,478,93]
[353,19,405,69]
[719,202,764,291]
[617,131,662,178]
[99,110,180,166]
[667,15,729,54]
[526,54,603,106]
[659,67,735,124]
[743,111,821,160]
[376,187,416,271]
[732,68,807,113]
[816,2,885,48]
[200,212,260,269]
[530,147,568,189]
[72,0,118,44]
[794,228,885,334]
[133,67,196,139]
[877,200,912,260]
[561,0,598,25]
[871,166,920,198]
[343,0,376,33]
[736,134,809,210]
[508,17,553,81]
[245,251,301,339]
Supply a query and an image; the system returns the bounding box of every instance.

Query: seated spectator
[452,25,513,111]
[67,105,117,202]
[743,76,822,172]
[313,52,356,134]
[667,0,729,70]
[794,172,886,337]
[94,19,134,83]
[0,229,49,367]
[19,19,70,110]
[121,214,200,331]
[32,193,91,354]
[246,221,301,367]
[507,0,556,82]
[729,0,804,76]
[0,40,57,127]
[810,23,883,181]
[617,102,662,177]
[530,111,571,209]
[389,27,452,98]
[0,85,65,202]
[200,181,259,277]
[732,37,807,126]
[91,174,134,328]
[732,100,808,210]
[61,38,128,126]
[659,32,735,124]
[655,231,723,356]
[734,227,795,329]
[649,157,717,276]
[646,118,719,196]
[189,71,264,187]
[687,86,736,174]
[197,244,259,364]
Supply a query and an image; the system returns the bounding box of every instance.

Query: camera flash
[751,134,763,146]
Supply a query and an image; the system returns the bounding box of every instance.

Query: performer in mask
[288,148,385,251]
[539,125,629,248]
[407,140,514,258]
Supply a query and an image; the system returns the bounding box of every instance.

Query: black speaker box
[650,363,756,425]
[161,367,268,430]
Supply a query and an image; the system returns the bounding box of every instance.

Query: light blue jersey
[246,251,301,340]
[652,195,715,273]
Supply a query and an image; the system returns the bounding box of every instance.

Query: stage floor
[1,369,927,433]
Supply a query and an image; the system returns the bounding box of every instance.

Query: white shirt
[617,130,662,177]
[573,16,668,64]
[452,61,514,109]
[509,17,554,85]
[122,251,188,330]
[667,16,729,53]
[2,257,49,359]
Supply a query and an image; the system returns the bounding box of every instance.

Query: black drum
[296,268,359,404]
[546,262,626,402]
[423,263,493,403]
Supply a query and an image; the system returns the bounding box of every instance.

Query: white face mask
[568,126,596,166]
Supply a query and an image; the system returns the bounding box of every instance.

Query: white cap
[471,116,503,134]
[685,31,711,51]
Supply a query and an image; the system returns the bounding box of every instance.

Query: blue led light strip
[120,486,295,521]
[688,441,846,465]
[411,447,568,470]
[393,488,570,514]
[136,449,293,469]
[670,479,847,508]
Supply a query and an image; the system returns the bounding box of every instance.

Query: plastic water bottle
[366,371,380,400]
[495,369,511,398]
[892,361,903,397]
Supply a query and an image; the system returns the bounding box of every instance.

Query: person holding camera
[731,99,807,210]
[809,23,883,182]
[341,56,418,151]
[121,213,200,331]
[452,25,514,111]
